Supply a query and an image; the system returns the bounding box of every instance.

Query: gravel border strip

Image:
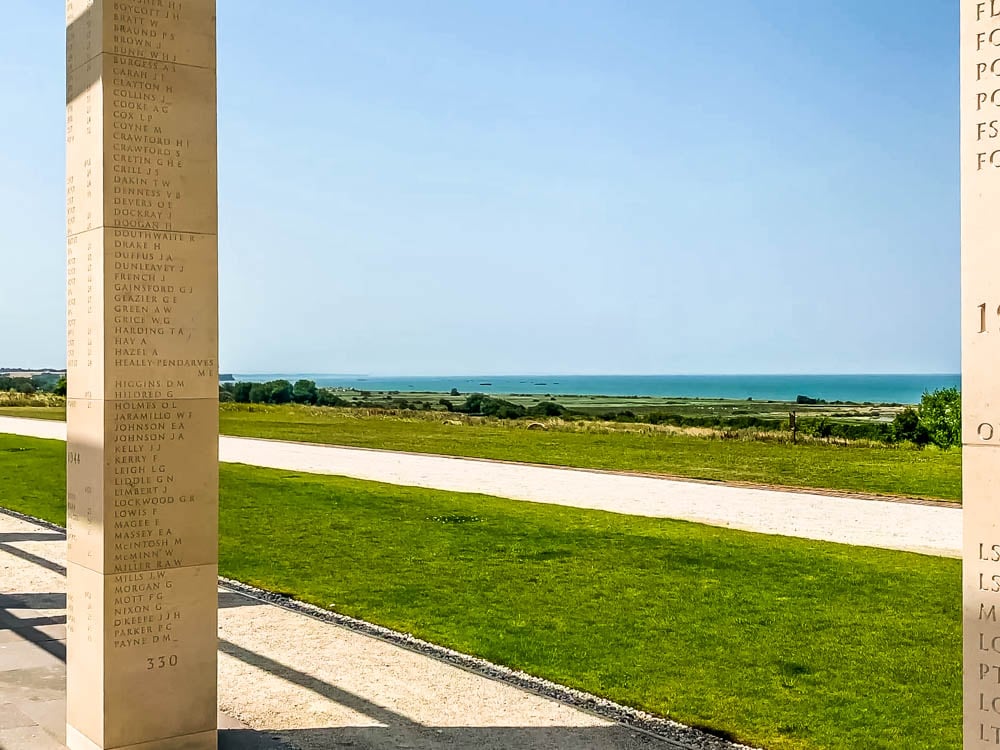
[223,433,958,508]
[0,505,759,750]
[0,416,958,507]
[0,505,68,536]
[218,577,760,750]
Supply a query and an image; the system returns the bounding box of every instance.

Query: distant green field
[0,402,962,501]
[0,433,961,750]
[293,388,907,422]
[0,406,65,420]
[216,404,962,502]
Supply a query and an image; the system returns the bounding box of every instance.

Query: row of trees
[0,373,66,395]
[218,380,568,419]
[219,379,349,406]
[442,393,567,419]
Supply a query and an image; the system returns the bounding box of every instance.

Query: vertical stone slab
[964,1,1000,746]
[66,2,219,748]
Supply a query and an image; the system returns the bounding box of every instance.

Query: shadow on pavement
[0,530,67,576]
[217,638,667,749]
[0,516,679,749]
[219,725,667,749]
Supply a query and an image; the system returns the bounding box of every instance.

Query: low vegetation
[216,403,962,501]
[0,372,65,396]
[0,433,960,750]
[0,391,65,409]
[220,380,962,449]
[0,401,963,501]
[0,372,66,408]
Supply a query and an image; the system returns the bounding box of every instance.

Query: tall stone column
[963,1,1000,747]
[65,2,219,748]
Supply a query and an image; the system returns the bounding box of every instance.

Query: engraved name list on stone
[963,1,1000,747]
[65,1,219,749]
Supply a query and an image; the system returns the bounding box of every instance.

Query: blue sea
[228,374,961,405]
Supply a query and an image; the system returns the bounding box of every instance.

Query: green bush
[918,388,961,449]
[316,389,347,407]
[230,382,251,402]
[795,417,891,443]
[292,379,318,404]
[528,401,566,417]
[456,394,526,419]
[247,380,294,405]
[796,394,827,405]
[891,407,930,446]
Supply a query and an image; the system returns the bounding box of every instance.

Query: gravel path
[0,416,961,557]
[0,509,755,750]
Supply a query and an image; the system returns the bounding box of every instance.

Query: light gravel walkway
[0,510,749,750]
[0,416,961,557]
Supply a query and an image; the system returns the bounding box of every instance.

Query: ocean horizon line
[223,373,961,405]
[228,371,961,378]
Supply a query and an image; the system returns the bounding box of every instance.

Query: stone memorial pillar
[65,2,219,748]
[963,1,1000,747]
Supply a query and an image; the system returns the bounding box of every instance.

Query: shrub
[269,380,294,404]
[918,388,961,449]
[246,379,294,405]
[797,417,892,443]
[455,394,526,419]
[248,383,269,404]
[292,379,318,405]
[316,389,347,407]
[232,382,253,403]
[891,407,930,445]
[529,401,566,417]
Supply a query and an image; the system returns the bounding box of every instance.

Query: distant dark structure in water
[219,373,235,382]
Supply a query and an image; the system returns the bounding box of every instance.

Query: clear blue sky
[1,1,958,375]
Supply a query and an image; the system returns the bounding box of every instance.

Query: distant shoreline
[226,373,960,406]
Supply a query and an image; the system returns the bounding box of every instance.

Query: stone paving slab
[0,416,962,556]
[1,509,737,750]
[0,513,274,750]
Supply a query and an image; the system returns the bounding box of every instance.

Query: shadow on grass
[0,527,682,750]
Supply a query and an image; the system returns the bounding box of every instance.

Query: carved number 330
[147,655,178,670]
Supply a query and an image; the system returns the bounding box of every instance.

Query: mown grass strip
[0,406,66,420]
[0,405,962,501]
[0,433,960,749]
[217,404,962,502]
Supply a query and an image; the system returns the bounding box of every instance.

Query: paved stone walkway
[0,510,736,750]
[0,416,961,557]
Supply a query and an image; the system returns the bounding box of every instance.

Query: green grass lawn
[0,406,65,420]
[0,404,963,500]
[0,433,961,749]
[218,404,962,502]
